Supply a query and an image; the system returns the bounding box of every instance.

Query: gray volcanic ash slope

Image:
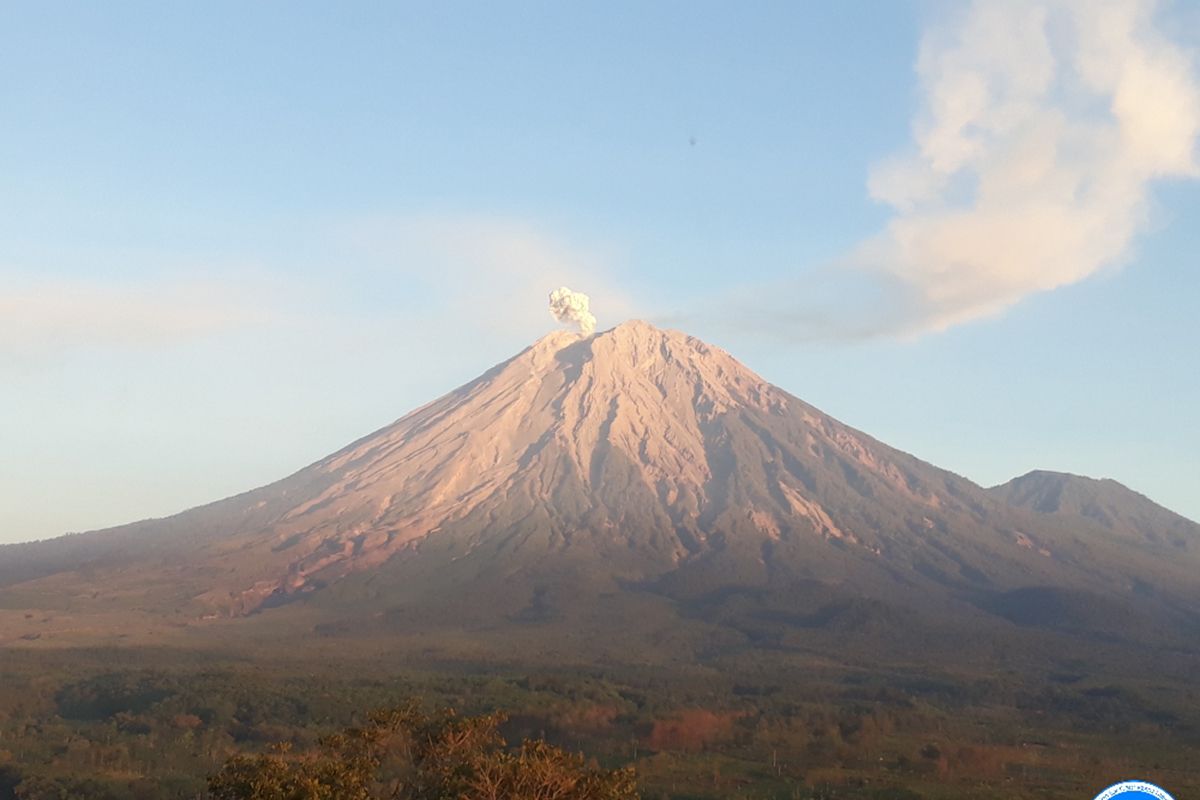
[1,321,1197,655]
[990,470,1200,551]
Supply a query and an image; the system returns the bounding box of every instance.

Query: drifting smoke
[548,286,597,335]
[852,0,1200,334]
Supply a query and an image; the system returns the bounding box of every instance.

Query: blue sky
[2,1,1198,543]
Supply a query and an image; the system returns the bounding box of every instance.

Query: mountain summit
[1,322,1197,655]
[989,470,1200,550]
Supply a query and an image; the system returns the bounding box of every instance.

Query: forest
[1,644,1196,799]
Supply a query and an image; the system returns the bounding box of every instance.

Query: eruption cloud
[548,286,597,335]
[854,0,1200,334]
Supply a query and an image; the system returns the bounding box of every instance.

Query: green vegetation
[209,704,636,800]
[0,646,1197,799]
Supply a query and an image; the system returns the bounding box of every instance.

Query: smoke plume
[548,286,597,335]
[853,0,1200,335]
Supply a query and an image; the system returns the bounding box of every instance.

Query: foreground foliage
[2,646,1198,799]
[207,704,638,800]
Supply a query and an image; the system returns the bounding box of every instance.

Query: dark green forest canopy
[1,647,1197,800]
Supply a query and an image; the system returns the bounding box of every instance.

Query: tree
[208,704,638,800]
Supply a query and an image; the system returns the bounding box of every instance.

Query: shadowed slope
[990,470,1199,552]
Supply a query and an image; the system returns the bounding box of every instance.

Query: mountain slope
[1,321,1197,658]
[990,470,1199,552]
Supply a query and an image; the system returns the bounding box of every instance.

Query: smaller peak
[1015,470,1104,485]
[1017,470,1072,482]
[997,470,1130,496]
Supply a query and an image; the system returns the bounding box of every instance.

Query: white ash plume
[548,287,597,335]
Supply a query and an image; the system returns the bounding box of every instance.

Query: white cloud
[857,0,1200,334]
[0,276,269,355]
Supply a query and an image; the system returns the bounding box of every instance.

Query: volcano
[2,321,1197,660]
